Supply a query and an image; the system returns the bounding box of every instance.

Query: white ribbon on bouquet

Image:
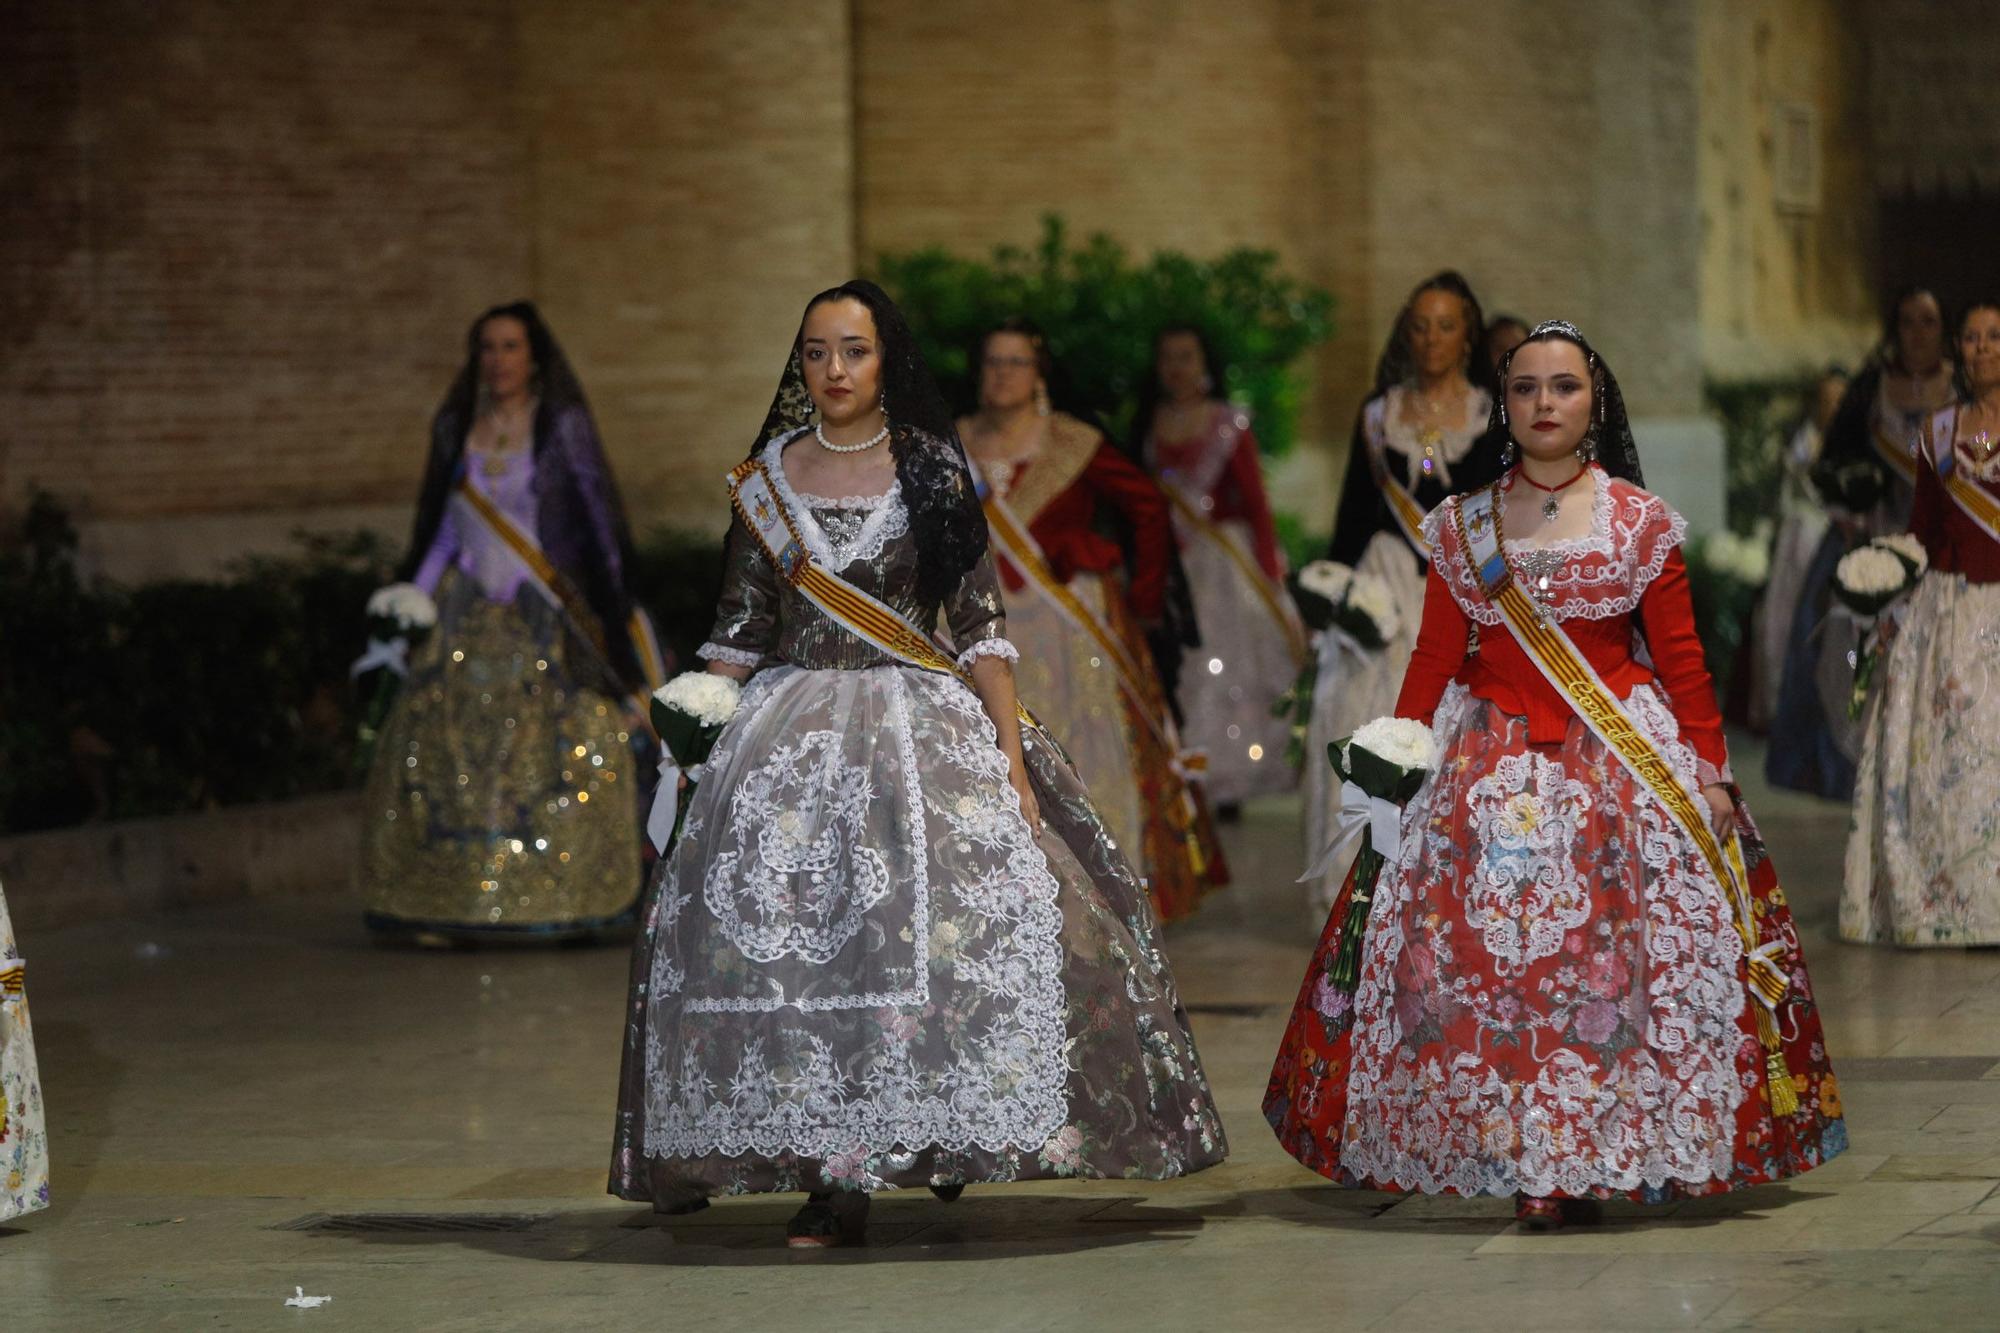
[1298,779,1403,884]
[646,756,706,856]
[349,635,411,679]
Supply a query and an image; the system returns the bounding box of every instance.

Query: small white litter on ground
[284,1287,332,1309]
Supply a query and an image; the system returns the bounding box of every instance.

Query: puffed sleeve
[944,550,1019,670]
[1393,565,1471,723]
[1082,441,1172,620]
[1223,422,1286,581]
[697,510,780,669]
[411,504,460,594]
[1911,421,1948,561]
[1636,548,1731,784]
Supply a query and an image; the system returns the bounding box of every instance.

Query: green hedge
[0,494,727,835]
[876,215,1335,455]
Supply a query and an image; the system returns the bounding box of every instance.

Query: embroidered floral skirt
[0,880,49,1222]
[359,574,646,938]
[1267,684,1845,1200]
[1843,574,2000,945]
[1303,531,1421,913]
[1009,571,1227,922]
[609,663,1227,1205]
[1174,518,1301,805]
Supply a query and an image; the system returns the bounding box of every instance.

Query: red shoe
[1515,1194,1564,1231]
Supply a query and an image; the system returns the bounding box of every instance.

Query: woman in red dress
[959,320,1227,921]
[1265,321,1845,1228]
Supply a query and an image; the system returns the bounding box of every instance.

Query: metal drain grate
[273,1212,550,1234]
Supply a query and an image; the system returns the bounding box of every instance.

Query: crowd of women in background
[269,264,1996,1246]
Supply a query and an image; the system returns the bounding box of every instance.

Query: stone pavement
[5,738,2000,1330]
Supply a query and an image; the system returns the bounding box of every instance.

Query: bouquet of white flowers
[1275,562,1404,763]
[1303,716,1438,992]
[1700,530,1772,589]
[1289,561,1400,649]
[1833,539,1926,718]
[350,582,440,773]
[1869,532,1929,579]
[645,672,744,855]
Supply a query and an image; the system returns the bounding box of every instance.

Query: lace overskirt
[0,881,48,1221]
[1267,685,1845,1199]
[610,663,1227,1202]
[1843,574,2000,944]
[1174,518,1299,804]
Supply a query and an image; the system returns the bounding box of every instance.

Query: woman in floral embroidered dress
[958,319,1227,923]
[609,282,1226,1248]
[1265,322,1844,1228]
[1844,300,2000,944]
[0,876,49,1223]
[1135,326,1303,808]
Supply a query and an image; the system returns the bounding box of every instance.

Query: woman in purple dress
[359,303,662,942]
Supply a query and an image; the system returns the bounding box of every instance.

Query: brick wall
[1698,0,1879,377]
[0,0,851,568]
[0,1,1915,571]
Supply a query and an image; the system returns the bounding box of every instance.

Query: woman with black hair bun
[609,283,1226,1248]
[358,302,664,943]
[1134,325,1303,809]
[1844,298,2000,945]
[1268,321,1844,1230]
[1769,287,1955,799]
[957,318,1228,924]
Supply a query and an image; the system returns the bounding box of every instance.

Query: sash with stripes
[728,458,1036,728]
[1163,487,1309,665]
[1871,421,1921,488]
[1931,411,2000,545]
[1455,486,1798,1064]
[1362,410,1432,559]
[978,472,1189,754]
[0,959,22,999]
[451,475,667,716]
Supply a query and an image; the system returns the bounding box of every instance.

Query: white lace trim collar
[762,431,909,570]
[1372,386,1493,488]
[1430,475,1686,626]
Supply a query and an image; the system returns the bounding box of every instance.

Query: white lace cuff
[956,638,1020,670]
[1696,756,1734,790]
[696,642,762,668]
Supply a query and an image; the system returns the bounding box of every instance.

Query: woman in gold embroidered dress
[359,304,657,942]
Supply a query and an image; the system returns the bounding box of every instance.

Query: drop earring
[1033,381,1051,418]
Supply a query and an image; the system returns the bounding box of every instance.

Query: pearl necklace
[814,419,890,454]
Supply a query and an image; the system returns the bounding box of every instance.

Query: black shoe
[658,1195,709,1216]
[928,1183,965,1203]
[785,1191,870,1249]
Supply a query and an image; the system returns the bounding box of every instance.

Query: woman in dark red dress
[959,320,1226,921]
